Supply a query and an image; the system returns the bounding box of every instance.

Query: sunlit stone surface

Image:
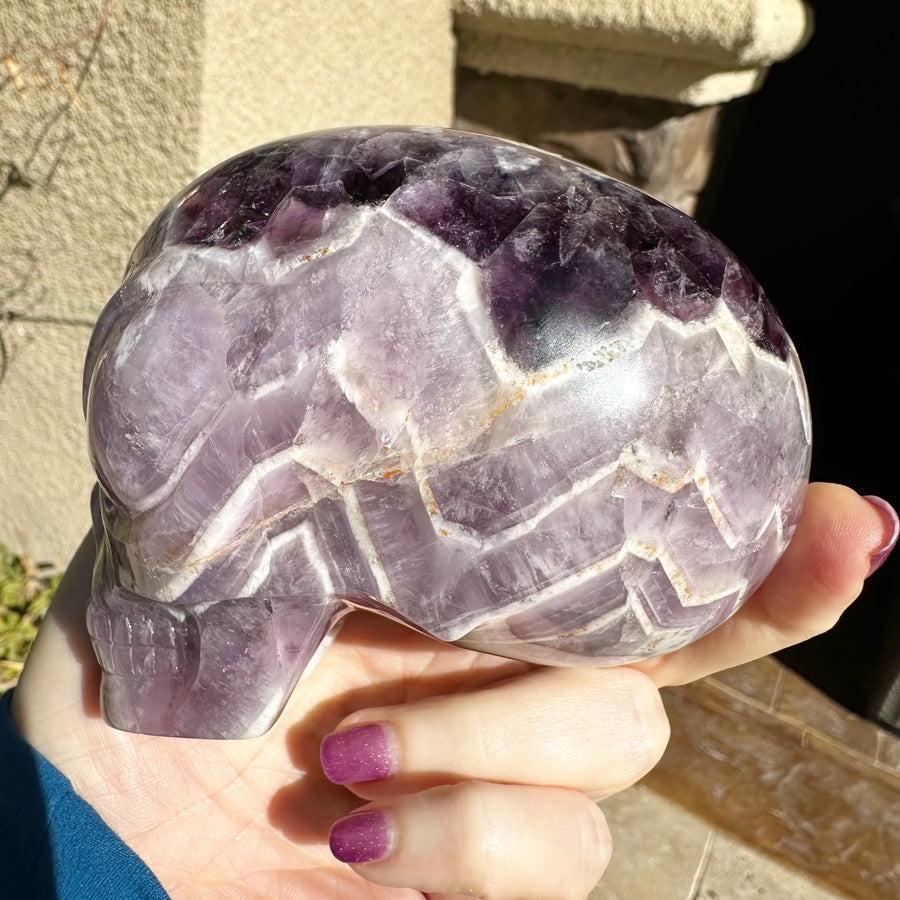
[83,127,811,738]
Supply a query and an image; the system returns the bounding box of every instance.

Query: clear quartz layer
[83,127,811,738]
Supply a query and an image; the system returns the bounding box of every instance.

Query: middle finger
[320,665,669,799]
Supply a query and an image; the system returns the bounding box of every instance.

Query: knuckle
[437,783,611,900]
[636,681,671,769]
[592,669,671,781]
[443,781,499,884]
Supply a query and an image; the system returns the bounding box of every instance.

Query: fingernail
[321,723,398,784]
[863,496,900,577]
[329,809,395,864]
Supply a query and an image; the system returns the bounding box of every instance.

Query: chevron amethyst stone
[83,126,811,739]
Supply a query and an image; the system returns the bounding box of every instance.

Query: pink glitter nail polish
[321,723,398,784]
[863,496,899,578]
[329,809,394,864]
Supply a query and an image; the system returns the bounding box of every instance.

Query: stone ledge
[644,657,900,900]
[454,0,813,104]
[454,68,722,215]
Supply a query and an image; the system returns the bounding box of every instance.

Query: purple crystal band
[83,127,811,738]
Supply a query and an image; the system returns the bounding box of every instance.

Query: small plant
[0,543,60,691]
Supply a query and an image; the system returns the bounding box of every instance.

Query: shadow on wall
[699,0,900,732]
[456,0,900,730]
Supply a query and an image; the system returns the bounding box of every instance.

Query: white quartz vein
[460,534,744,642]
[420,444,742,557]
[237,520,334,597]
[156,443,345,600]
[381,203,524,386]
[616,449,740,549]
[622,536,749,608]
[129,417,223,514]
[626,590,656,637]
[342,484,395,605]
[527,296,800,386]
[414,458,617,548]
[124,238,802,608]
[790,350,812,443]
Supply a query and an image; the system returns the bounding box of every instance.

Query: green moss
[0,544,60,691]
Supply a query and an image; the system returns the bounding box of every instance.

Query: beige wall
[198,0,454,170]
[0,0,454,564]
[1,0,807,565]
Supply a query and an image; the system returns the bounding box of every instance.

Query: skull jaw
[86,509,349,739]
[87,582,349,739]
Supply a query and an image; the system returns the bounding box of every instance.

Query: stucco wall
[198,0,454,170]
[0,0,454,564]
[454,0,812,104]
[1,0,808,566]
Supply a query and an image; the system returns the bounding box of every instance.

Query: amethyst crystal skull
[83,126,811,739]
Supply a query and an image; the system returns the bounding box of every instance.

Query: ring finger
[329,780,611,900]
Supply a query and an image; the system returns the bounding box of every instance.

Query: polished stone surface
[83,127,811,737]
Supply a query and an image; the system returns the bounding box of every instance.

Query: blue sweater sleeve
[0,691,170,900]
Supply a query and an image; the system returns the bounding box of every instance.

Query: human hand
[10,483,897,900]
